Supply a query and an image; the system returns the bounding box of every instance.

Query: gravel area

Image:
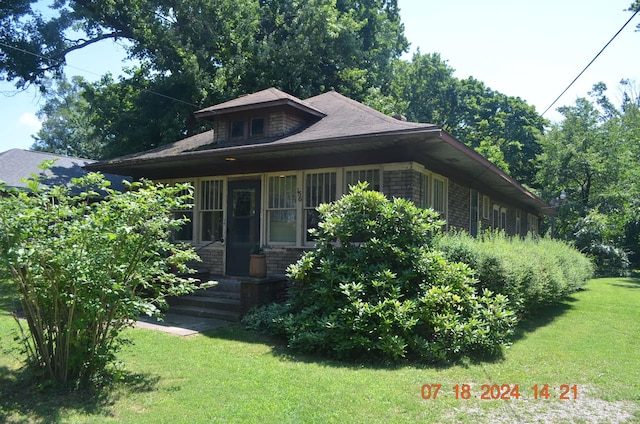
[445,385,638,423]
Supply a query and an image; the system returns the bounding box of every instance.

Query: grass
[1,277,639,423]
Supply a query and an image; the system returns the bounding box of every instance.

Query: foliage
[434,230,594,316]
[248,184,516,363]
[388,52,547,183]
[573,209,630,276]
[535,81,640,269]
[0,167,206,385]
[31,76,104,159]
[1,0,407,158]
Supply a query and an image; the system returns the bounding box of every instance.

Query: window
[482,195,490,219]
[250,118,265,137]
[230,120,244,138]
[345,169,380,191]
[200,179,224,242]
[528,214,539,235]
[493,204,500,230]
[515,209,522,236]
[419,172,431,208]
[305,172,337,242]
[433,177,446,215]
[492,205,507,231]
[267,175,297,243]
[172,182,194,241]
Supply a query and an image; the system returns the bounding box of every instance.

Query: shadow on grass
[0,279,21,312]
[201,294,583,372]
[611,277,640,290]
[509,297,578,344]
[0,365,160,423]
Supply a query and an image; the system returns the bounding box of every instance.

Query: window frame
[482,195,490,219]
[169,179,196,243]
[303,169,339,245]
[199,178,225,244]
[432,175,447,219]
[265,173,299,245]
[344,166,382,192]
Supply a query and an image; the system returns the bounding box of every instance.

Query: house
[87,88,550,277]
[0,148,127,192]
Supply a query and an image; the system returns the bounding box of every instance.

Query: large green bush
[435,230,594,315]
[246,184,516,363]
[0,169,206,385]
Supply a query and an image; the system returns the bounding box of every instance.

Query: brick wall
[448,181,470,231]
[270,112,306,137]
[265,247,309,275]
[383,169,421,202]
[197,246,224,275]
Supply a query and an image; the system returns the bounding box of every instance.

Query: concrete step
[178,294,241,313]
[169,304,242,322]
[169,276,243,323]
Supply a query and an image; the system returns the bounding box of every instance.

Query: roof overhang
[87,128,550,215]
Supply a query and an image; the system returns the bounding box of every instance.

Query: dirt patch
[446,386,638,423]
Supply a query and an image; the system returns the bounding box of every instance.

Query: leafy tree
[536,81,640,272]
[389,52,546,183]
[1,0,407,157]
[31,75,103,159]
[0,168,206,384]
[247,183,516,363]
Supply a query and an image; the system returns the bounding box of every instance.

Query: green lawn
[1,277,639,423]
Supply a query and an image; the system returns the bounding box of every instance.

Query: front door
[226,180,261,276]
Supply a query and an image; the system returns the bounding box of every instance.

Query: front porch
[167,273,289,323]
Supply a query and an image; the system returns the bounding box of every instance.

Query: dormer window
[251,118,265,137]
[230,120,245,138]
[229,117,266,141]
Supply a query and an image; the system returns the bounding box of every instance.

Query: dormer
[194,88,326,145]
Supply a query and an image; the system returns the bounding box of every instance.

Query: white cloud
[17,113,42,131]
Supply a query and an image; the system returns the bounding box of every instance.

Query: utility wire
[0,40,199,107]
[541,8,640,117]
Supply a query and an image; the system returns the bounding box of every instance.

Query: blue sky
[1,0,639,153]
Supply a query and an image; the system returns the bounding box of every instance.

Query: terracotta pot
[249,254,267,278]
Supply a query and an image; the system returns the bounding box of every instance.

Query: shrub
[573,210,630,277]
[435,230,594,315]
[246,184,516,363]
[0,169,206,385]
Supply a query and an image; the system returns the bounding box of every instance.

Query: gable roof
[87,88,550,214]
[0,149,127,191]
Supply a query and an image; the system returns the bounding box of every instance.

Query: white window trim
[199,178,225,244]
[482,195,490,219]
[302,168,341,246]
[265,172,300,247]
[343,166,383,192]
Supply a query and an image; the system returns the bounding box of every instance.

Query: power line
[0,40,199,108]
[541,8,640,117]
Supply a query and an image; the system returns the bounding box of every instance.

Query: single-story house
[0,148,127,192]
[87,88,550,277]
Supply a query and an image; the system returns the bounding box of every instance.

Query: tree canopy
[535,81,640,269]
[2,0,408,157]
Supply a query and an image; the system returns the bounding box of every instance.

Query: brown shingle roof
[92,90,436,166]
[195,87,326,119]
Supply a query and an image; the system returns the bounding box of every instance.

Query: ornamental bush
[0,168,206,385]
[246,183,516,363]
[434,230,594,316]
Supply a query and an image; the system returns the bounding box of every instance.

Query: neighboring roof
[195,87,326,120]
[87,88,550,214]
[0,149,127,191]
